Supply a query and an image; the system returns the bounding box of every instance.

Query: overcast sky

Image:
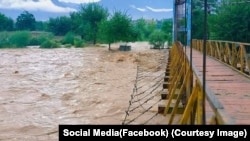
[0,0,173,21]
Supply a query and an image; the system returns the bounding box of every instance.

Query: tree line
[0,3,172,49]
[1,0,249,48]
[191,0,250,43]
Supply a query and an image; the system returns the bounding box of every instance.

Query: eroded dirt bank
[0,42,168,140]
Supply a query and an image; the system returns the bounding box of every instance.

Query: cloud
[0,0,76,13]
[146,6,173,12]
[58,0,101,4]
[130,5,147,12]
[130,5,172,13]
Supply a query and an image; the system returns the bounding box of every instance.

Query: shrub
[52,40,61,48]
[61,32,74,45]
[149,30,166,49]
[74,38,85,47]
[40,40,51,48]
[64,44,72,48]
[0,32,11,48]
[29,37,40,45]
[40,39,60,48]
[29,32,54,46]
[9,31,31,47]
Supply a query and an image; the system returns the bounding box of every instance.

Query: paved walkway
[186,47,250,124]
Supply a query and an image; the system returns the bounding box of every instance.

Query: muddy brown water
[0,43,168,140]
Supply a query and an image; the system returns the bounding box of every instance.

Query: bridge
[122,0,250,125]
[157,0,250,125]
[157,40,250,125]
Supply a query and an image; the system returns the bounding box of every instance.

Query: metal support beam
[202,0,208,125]
[186,0,191,46]
[173,1,177,42]
[173,0,191,45]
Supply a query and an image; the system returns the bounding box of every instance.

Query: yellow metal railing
[163,41,235,125]
[193,39,250,76]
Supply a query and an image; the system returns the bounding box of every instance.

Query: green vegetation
[16,11,36,31]
[98,11,139,50]
[209,0,250,42]
[40,40,60,48]
[71,3,109,44]
[0,13,13,31]
[191,0,250,43]
[0,2,172,49]
[161,19,173,45]
[9,31,31,47]
[29,32,54,46]
[47,16,72,36]
[0,32,11,48]
[74,38,85,48]
[0,31,55,48]
[149,30,166,49]
[61,32,75,45]
[1,1,250,49]
[60,32,85,48]
[0,31,31,48]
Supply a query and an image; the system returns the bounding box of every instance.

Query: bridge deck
[186,47,250,124]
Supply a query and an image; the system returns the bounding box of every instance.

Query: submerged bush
[29,32,54,46]
[0,32,11,48]
[40,39,60,48]
[149,30,166,49]
[61,32,74,45]
[74,38,85,48]
[9,31,31,47]
[64,44,72,48]
[0,31,58,48]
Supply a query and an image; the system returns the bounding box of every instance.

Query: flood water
[0,47,138,140]
[0,43,168,140]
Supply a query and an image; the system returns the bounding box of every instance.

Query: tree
[47,16,72,36]
[98,20,113,49]
[144,20,157,40]
[133,18,147,41]
[98,11,138,50]
[149,30,166,49]
[210,0,250,42]
[9,31,31,47]
[0,13,14,31]
[191,1,205,39]
[70,12,84,38]
[16,11,36,31]
[75,3,109,44]
[161,18,173,45]
[191,0,218,39]
[35,21,47,31]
